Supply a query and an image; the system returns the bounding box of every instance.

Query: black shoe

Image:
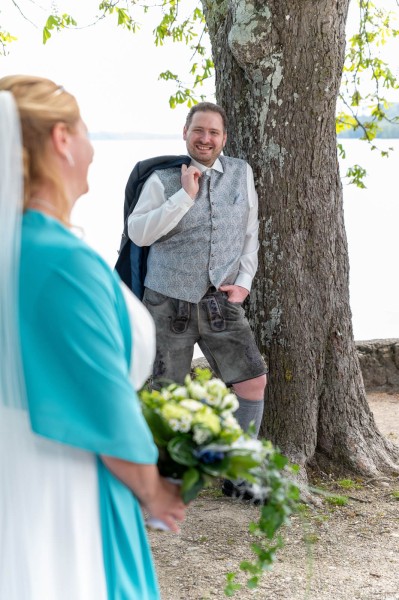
[222,479,264,505]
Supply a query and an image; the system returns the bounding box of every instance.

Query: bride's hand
[144,478,186,533]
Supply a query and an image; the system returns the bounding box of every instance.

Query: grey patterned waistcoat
[145,155,249,303]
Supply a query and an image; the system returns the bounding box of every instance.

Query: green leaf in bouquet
[259,504,287,538]
[192,367,213,384]
[182,466,200,488]
[225,454,260,478]
[248,539,283,569]
[270,452,289,469]
[200,457,230,477]
[247,576,260,589]
[167,435,199,466]
[156,447,184,479]
[181,467,205,503]
[218,431,241,445]
[142,406,173,446]
[140,388,165,408]
[239,560,258,574]
[224,572,242,596]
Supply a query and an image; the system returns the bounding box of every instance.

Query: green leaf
[225,454,260,479]
[247,576,259,589]
[42,28,52,44]
[141,406,173,446]
[46,15,58,29]
[181,467,204,503]
[200,457,229,476]
[182,466,200,489]
[167,435,199,466]
[346,164,367,188]
[270,452,288,469]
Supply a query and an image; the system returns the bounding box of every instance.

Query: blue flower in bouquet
[195,448,226,464]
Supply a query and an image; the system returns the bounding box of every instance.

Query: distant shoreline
[90,131,399,141]
[89,132,181,141]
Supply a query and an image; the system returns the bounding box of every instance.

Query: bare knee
[232,374,267,400]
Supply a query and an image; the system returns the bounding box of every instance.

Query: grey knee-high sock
[235,395,264,438]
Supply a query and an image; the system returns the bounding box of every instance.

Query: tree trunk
[202,0,399,477]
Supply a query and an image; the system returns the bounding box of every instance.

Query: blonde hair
[0,75,80,223]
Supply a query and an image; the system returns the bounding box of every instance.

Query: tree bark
[202,0,399,477]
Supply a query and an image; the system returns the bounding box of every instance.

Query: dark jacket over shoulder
[114,154,191,297]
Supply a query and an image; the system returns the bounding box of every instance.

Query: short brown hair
[185,102,227,132]
[0,74,80,223]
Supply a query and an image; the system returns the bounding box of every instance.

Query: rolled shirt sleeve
[234,163,259,292]
[128,173,194,247]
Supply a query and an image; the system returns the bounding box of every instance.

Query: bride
[0,75,186,600]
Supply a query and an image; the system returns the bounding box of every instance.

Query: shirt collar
[188,155,224,174]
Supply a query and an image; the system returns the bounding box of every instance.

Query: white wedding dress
[0,283,156,600]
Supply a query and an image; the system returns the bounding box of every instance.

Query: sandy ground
[148,393,399,600]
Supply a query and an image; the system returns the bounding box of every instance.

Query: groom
[127,102,268,499]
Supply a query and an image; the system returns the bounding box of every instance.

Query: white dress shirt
[128,156,259,292]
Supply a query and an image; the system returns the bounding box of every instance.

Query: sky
[2,0,398,134]
[1,0,214,134]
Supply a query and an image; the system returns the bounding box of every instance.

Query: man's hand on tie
[181,164,202,199]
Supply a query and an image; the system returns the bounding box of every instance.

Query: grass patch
[313,513,330,524]
[303,533,320,544]
[296,503,312,516]
[337,478,363,491]
[325,495,349,507]
[199,487,224,499]
[391,490,399,500]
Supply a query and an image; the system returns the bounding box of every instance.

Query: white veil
[0,90,27,410]
[0,89,32,599]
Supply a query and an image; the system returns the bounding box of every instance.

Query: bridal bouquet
[140,368,265,502]
[140,368,299,594]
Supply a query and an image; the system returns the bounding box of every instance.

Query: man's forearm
[128,175,194,246]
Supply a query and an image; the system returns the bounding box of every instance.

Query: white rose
[169,419,180,432]
[220,393,239,412]
[172,386,189,399]
[178,418,192,433]
[193,426,212,445]
[206,378,227,397]
[221,413,241,429]
[231,437,267,461]
[187,382,209,401]
[180,399,204,412]
[203,395,221,407]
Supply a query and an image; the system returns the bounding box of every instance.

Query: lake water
[72,138,399,342]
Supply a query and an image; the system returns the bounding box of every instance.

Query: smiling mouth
[196,145,213,151]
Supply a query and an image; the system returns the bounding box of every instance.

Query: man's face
[183,111,227,167]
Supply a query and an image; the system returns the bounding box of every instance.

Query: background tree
[202,0,399,479]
